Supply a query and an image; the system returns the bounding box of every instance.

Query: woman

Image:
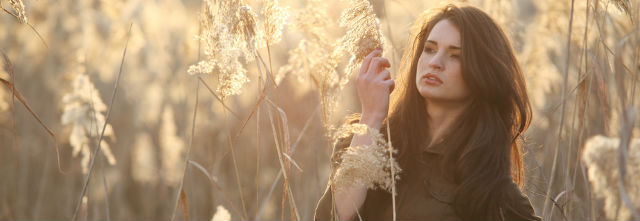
[315,4,541,220]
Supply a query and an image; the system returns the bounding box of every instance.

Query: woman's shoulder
[500,181,541,221]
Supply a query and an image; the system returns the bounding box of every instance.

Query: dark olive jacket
[314,134,541,220]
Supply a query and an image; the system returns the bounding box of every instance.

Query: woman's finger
[384,78,395,93]
[377,69,391,81]
[368,57,391,75]
[359,49,382,75]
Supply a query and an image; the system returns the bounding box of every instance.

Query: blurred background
[1,0,639,220]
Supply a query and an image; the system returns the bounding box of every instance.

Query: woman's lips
[422,73,443,85]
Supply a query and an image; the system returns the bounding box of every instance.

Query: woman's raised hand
[356,48,395,129]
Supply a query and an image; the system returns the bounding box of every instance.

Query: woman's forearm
[334,115,382,220]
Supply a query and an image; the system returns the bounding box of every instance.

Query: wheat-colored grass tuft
[333,122,368,140]
[277,0,335,86]
[188,0,252,99]
[8,0,28,23]
[582,135,640,220]
[60,53,117,173]
[609,0,631,16]
[131,132,157,184]
[211,205,231,221]
[339,0,384,86]
[233,5,260,58]
[160,106,186,186]
[61,69,117,174]
[331,123,401,194]
[261,0,289,45]
[0,69,8,112]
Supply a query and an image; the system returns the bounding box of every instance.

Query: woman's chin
[418,88,441,100]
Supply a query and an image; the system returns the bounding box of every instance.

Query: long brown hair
[387,4,532,220]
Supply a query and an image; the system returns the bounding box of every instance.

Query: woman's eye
[424,47,435,53]
[451,54,460,59]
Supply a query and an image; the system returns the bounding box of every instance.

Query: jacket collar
[423,138,447,155]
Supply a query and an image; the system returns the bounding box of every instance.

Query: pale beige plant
[7,0,28,23]
[188,0,252,99]
[333,122,369,140]
[339,0,384,86]
[277,0,337,86]
[276,0,347,130]
[233,5,260,58]
[131,132,157,184]
[211,205,231,221]
[261,0,289,45]
[332,123,401,193]
[160,106,185,186]
[0,69,8,112]
[582,135,640,220]
[0,88,7,112]
[61,70,117,174]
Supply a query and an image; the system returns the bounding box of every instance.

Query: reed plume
[331,123,401,193]
[7,0,28,23]
[188,0,253,99]
[261,0,289,45]
[160,106,186,186]
[61,62,117,174]
[0,69,8,112]
[212,205,231,221]
[339,0,384,86]
[583,135,640,220]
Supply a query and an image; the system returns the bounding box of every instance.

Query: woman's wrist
[360,113,385,129]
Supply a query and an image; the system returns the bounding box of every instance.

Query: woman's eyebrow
[426,40,461,50]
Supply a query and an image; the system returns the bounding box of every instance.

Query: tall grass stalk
[569,1,596,218]
[88,76,111,220]
[267,101,301,220]
[188,160,244,219]
[613,31,640,220]
[542,0,576,219]
[71,23,132,221]
[385,122,396,221]
[169,80,199,220]
[256,105,319,219]
[1,51,61,172]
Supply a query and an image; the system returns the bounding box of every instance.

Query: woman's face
[416,19,470,103]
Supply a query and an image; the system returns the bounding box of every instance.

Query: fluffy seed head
[61,67,117,174]
[583,135,640,220]
[261,0,289,45]
[8,0,28,23]
[332,123,401,193]
[339,0,384,86]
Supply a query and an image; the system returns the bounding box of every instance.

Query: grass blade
[0,51,62,173]
[171,78,200,220]
[542,0,576,219]
[71,23,132,220]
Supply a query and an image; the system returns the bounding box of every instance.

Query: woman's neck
[425,99,471,146]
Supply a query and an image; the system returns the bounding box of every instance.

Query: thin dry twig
[198,76,241,120]
[71,23,132,221]
[542,0,576,219]
[0,51,62,172]
[386,122,397,221]
[0,3,49,48]
[613,31,640,221]
[188,160,244,220]
[170,79,199,221]
[256,105,319,220]
[265,97,300,220]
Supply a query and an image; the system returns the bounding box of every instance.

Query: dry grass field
[0,0,639,220]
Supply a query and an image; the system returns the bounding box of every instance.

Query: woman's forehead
[426,19,461,48]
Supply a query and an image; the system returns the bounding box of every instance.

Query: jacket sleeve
[500,182,542,221]
[314,134,354,221]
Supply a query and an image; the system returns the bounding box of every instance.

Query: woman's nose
[428,53,444,71]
